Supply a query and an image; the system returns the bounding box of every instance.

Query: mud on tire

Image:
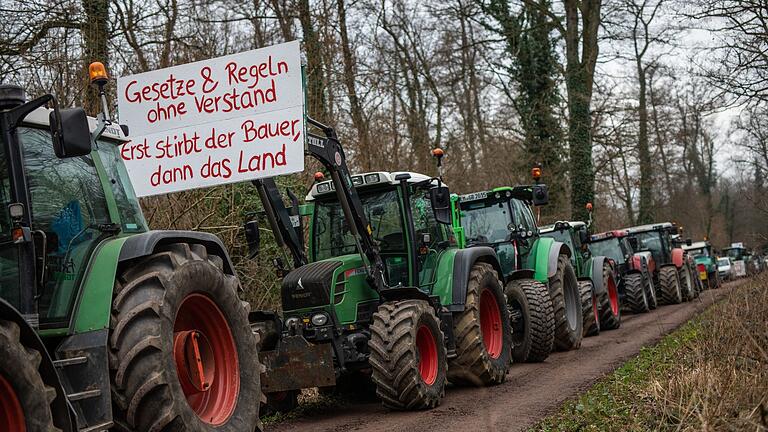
[505,279,554,363]
[369,300,447,410]
[598,264,621,330]
[623,273,649,313]
[549,255,583,351]
[659,266,683,305]
[109,243,262,432]
[0,320,60,432]
[579,281,600,337]
[448,262,512,385]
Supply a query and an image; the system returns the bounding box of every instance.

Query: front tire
[449,263,512,386]
[579,281,600,337]
[110,243,261,432]
[623,273,649,313]
[505,279,554,363]
[0,320,59,432]
[659,266,683,305]
[369,300,447,410]
[549,255,583,351]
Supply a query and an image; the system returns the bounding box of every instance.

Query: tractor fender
[589,255,611,296]
[671,248,685,268]
[451,246,504,309]
[0,299,75,432]
[119,230,236,275]
[507,269,535,282]
[547,240,572,279]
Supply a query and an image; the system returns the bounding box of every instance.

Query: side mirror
[579,229,589,244]
[244,220,261,259]
[50,108,91,158]
[429,186,451,225]
[532,184,549,206]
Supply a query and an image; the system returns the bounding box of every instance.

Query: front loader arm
[253,177,307,269]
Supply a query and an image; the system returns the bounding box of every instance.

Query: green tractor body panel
[529,237,554,283]
[427,248,458,307]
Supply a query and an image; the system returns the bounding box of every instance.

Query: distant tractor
[457,180,584,354]
[624,223,697,305]
[723,243,748,277]
[0,70,262,430]
[683,241,720,289]
[539,221,621,336]
[587,230,657,313]
[247,142,512,412]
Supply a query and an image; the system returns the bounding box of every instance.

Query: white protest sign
[117,40,304,197]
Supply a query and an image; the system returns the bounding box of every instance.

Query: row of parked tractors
[0,69,722,432]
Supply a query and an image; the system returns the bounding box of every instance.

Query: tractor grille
[282,261,342,311]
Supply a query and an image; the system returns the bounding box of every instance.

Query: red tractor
[587,230,657,313]
[623,223,697,305]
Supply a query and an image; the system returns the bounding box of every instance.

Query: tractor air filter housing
[0,84,26,110]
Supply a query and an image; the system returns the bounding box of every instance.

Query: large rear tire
[659,266,683,305]
[623,273,649,313]
[505,279,554,363]
[0,320,59,432]
[109,243,262,432]
[579,281,600,337]
[448,263,512,386]
[549,255,583,351]
[369,300,447,410]
[679,266,696,301]
[598,264,621,330]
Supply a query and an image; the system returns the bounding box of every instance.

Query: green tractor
[683,241,720,289]
[0,73,263,431]
[539,220,621,337]
[455,183,584,356]
[246,139,512,411]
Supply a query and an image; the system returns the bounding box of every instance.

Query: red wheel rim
[173,293,239,425]
[607,277,619,316]
[416,325,438,385]
[480,289,503,359]
[0,373,25,432]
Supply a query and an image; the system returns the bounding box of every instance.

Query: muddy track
[269,282,739,432]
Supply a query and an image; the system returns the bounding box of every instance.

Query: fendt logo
[297,277,306,290]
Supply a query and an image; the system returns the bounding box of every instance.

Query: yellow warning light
[89,62,108,85]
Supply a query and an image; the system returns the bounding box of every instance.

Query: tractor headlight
[311,313,329,326]
[317,183,331,193]
[285,317,301,329]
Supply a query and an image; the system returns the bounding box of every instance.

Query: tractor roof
[624,222,675,234]
[459,185,537,204]
[539,220,586,234]
[306,171,440,200]
[590,229,629,242]
[23,107,128,142]
[683,241,709,250]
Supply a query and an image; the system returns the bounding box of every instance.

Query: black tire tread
[623,273,649,313]
[549,255,583,351]
[598,264,621,330]
[659,266,683,305]
[579,281,599,337]
[506,279,554,363]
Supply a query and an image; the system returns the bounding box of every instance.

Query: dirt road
[269,284,736,432]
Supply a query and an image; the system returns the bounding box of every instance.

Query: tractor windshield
[589,238,625,263]
[633,230,667,265]
[686,247,709,257]
[461,200,511,244]
[725,248,745,261]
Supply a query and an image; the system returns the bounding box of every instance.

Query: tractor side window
[18,127,110,324]
[411,188,440,288]
[97,140,147,232]
[510,199,532,232]
[0,140,21,309]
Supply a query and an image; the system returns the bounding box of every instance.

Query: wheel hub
[480,289,503,359]
[173,293,240,425]
[416,325,438,386]
[0,373,25,432]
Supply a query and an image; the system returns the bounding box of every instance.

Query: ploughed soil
[268,282,737,432]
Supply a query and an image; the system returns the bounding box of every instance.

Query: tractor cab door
[409,187,447,290]
[509,199,537,270]
[17,127,111,326]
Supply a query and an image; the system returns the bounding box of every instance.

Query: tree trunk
[636,64,653,224]
[81,0,109,115]
[298,0,327,121]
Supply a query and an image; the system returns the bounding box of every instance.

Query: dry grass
[534,276,768,432]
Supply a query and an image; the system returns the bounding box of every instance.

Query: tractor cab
[539,221,590,272]
[588,231,634,271]
[458,186,545,277]
[304,171,454,306]
[624,222,677,267]
[0,85,146,331]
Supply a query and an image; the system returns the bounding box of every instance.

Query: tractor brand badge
[297,277,306,290]
[308,135,325,148]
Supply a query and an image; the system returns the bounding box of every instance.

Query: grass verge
[532,276,768,431]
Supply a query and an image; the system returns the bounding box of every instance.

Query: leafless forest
[1,0,766,308]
